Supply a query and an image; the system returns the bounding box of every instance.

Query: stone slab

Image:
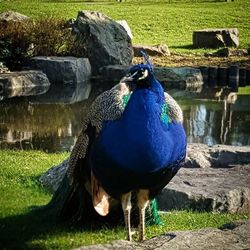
[0,11,29,23]
[193,28,239,48]
[185,143,250,168]
[0,70,50,100]
[29,56,92,103]
[157,165,250,214]
[75,220,250,250]
[40,143,250,214]
[29,56,91,86]
[96,65,203,92]
[133,44,170,57]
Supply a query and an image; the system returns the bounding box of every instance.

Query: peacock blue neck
[123,76,166,118]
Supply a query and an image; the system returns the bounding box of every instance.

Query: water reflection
[181,96,250,146]
[0,95,249,152]
[0,98,92,152]
[182,100,222,146]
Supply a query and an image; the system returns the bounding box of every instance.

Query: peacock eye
[137,69,144,77]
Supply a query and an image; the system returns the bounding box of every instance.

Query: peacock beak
[120,71,138,84]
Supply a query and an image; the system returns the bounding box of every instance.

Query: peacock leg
[121,192,132,241]
[137,189,149,242]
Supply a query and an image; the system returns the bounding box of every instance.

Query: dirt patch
[133,54,250,69]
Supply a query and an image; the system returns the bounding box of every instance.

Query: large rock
[205,47,249,57]
[185,143,250,168]
[73,11,133,74]
[157,165,250,214]
[0,70,50,100]
[116,20,133,39]
[75,220,250,250]
[29,56,91,103]
[193,28,239,48]
[0,11,29,23]
[154,67,203,91]
[133,44,170,57]
[96,65,203,91]
[29,56,91,86]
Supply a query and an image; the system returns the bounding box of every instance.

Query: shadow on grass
[0,210,67,249]
[0,208,122,249]
[170,44,195,50]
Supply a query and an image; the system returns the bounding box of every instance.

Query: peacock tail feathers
[146,199,162,226]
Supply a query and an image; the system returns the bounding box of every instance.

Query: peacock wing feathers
[67,81,131,186]
[42,81,133,223]
[164,92,183,123]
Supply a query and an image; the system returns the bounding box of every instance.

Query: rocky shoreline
[75,220,250,250]
[40,143,250,214]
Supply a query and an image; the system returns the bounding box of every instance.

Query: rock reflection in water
[182,101,222,146]
[0,96,249,152]
[181,96,250,146]
[0,98,92,152]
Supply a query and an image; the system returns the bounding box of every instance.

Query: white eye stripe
[138,69,148,80]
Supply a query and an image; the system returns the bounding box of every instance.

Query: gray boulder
[75,220,250,250]
[73,11,133,74]
[29,56,91,103]
[205,47,249,57]
[154,67,203,91]
[193,28,239,48]
[133,44,170,57]
[0,11,29,23]
[158,165,250,214]
[185,143,250,168]
[0,70,50,100]
[29,56,91,86]
[96,65,203,91]
[116,20,133,39]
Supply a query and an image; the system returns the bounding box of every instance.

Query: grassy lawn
[0,150,249,249]
[238,86,250,95]
[0,0,249,55]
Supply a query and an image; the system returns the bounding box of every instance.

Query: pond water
[0,94,249,153]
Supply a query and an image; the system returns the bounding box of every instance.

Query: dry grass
[134,54,250,69]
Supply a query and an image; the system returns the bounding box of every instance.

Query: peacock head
[120,64,152,89]
[125,54,154,88]
[128,64,152,86]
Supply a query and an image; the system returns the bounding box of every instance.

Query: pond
[0,94,249,153]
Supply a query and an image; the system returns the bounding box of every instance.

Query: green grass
[238,86,250,95]
[0,0,249,54]
[0,150,249,249]
[0,150,68,217]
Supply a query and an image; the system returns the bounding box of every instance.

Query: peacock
[46,54,187,241]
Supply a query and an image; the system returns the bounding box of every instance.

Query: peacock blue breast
[91,86,186,175]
